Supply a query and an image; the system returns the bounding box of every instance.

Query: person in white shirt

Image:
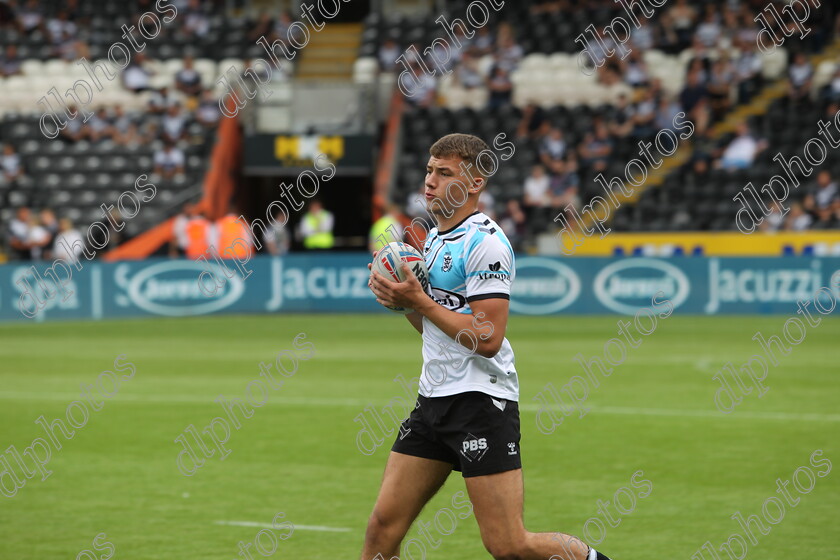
[54,218,86,265]
[719,123,766,170]
[122,54,153,93]
[154,141,185,179]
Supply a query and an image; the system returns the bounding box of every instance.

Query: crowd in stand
[379,1,839,243]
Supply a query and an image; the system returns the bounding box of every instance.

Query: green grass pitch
[0,314,837,559]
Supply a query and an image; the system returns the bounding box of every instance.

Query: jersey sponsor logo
[477,261,509,280]
[442,252,453,272]
[430,287,467,310]
[509,257,581,314]
[593,258,689,315]
[461,434,489,462]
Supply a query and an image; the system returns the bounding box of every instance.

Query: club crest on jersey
[478,261,509,280]
[461,434,489,462]
[442,252,452,272]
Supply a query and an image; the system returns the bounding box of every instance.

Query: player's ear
[470,176,484,193]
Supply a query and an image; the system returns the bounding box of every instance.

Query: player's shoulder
[464,212,513,252]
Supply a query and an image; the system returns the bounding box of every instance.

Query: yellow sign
[274,135,344,165]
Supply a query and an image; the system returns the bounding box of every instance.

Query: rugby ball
[370,241,431,314]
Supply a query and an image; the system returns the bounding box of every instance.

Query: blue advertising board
[1,254,838,322]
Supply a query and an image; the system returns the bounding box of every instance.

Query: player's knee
[364,508,406,547]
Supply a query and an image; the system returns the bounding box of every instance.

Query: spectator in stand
[498,199,526,253]
[1,45,22,77]
[515,102,548,140]
[495,32,523,73]
[522,164,552,225]
[378,38,401,72]
[455,52,484,90]
[694,7,722,47]
[787,52,813,104]
[148,86,179,115]
[122,53,153,93]
[1,143,23,182]
[405,61,436,107]
[60,105,85,142]
[667,0,698,49]
[470,26,494,57]
[17,0,44,35]
[46,11,77,45]
[175,55,203,97]
[486,65,513,109]
[759,200,786,233]
[53,218,85,265]
[579,123,613,173]
[804,170,838,218]
[550,154,581,215]
[538,127,566,173]
[706,58,734,121]
[86,107,114,143]
[822,65,840,102]
[680,70,710,133]
[718,122,767,170]
[631,87,657,138]
[299,199,334,250]
[630,18,655,52]
[7,207,31,261]
[154,140,185,179]
[39,209,59,256]
[622,50,650,89]
[196,89,221,128]
[608,94,635,138]
[785,202,812,231]
[274,11,293,43]
[26,213,51,260]
[654,12,681,54]
[734,39,763,104]
[162,103,188,143]
[264,206,290,256]
[183,0,210,38]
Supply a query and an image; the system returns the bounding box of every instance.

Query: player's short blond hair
[429,134,494,181]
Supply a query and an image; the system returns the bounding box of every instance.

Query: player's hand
[369,263,426,310]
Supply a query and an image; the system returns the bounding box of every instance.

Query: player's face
[424,155,478,216]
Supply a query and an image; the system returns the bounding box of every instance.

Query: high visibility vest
[369,215,402,249]
[303,211,334,249]
[217,215,251,259]
[185,217,210,259]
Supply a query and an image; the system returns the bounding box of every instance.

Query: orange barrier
[104,99,242,261]
[372,89,404,224]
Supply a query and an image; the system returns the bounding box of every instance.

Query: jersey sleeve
[464,232,514,302]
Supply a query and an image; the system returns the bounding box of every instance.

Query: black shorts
[391,391,522,478]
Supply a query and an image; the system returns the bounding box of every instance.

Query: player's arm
[405,310,424,335]
[415,296,507,358]
[370,268,503,356]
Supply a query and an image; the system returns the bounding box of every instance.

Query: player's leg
[360,451,453,560]
[465,468,609,560]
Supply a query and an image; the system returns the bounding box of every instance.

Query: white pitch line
[214,520,351,532]
[0,392,838,422]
